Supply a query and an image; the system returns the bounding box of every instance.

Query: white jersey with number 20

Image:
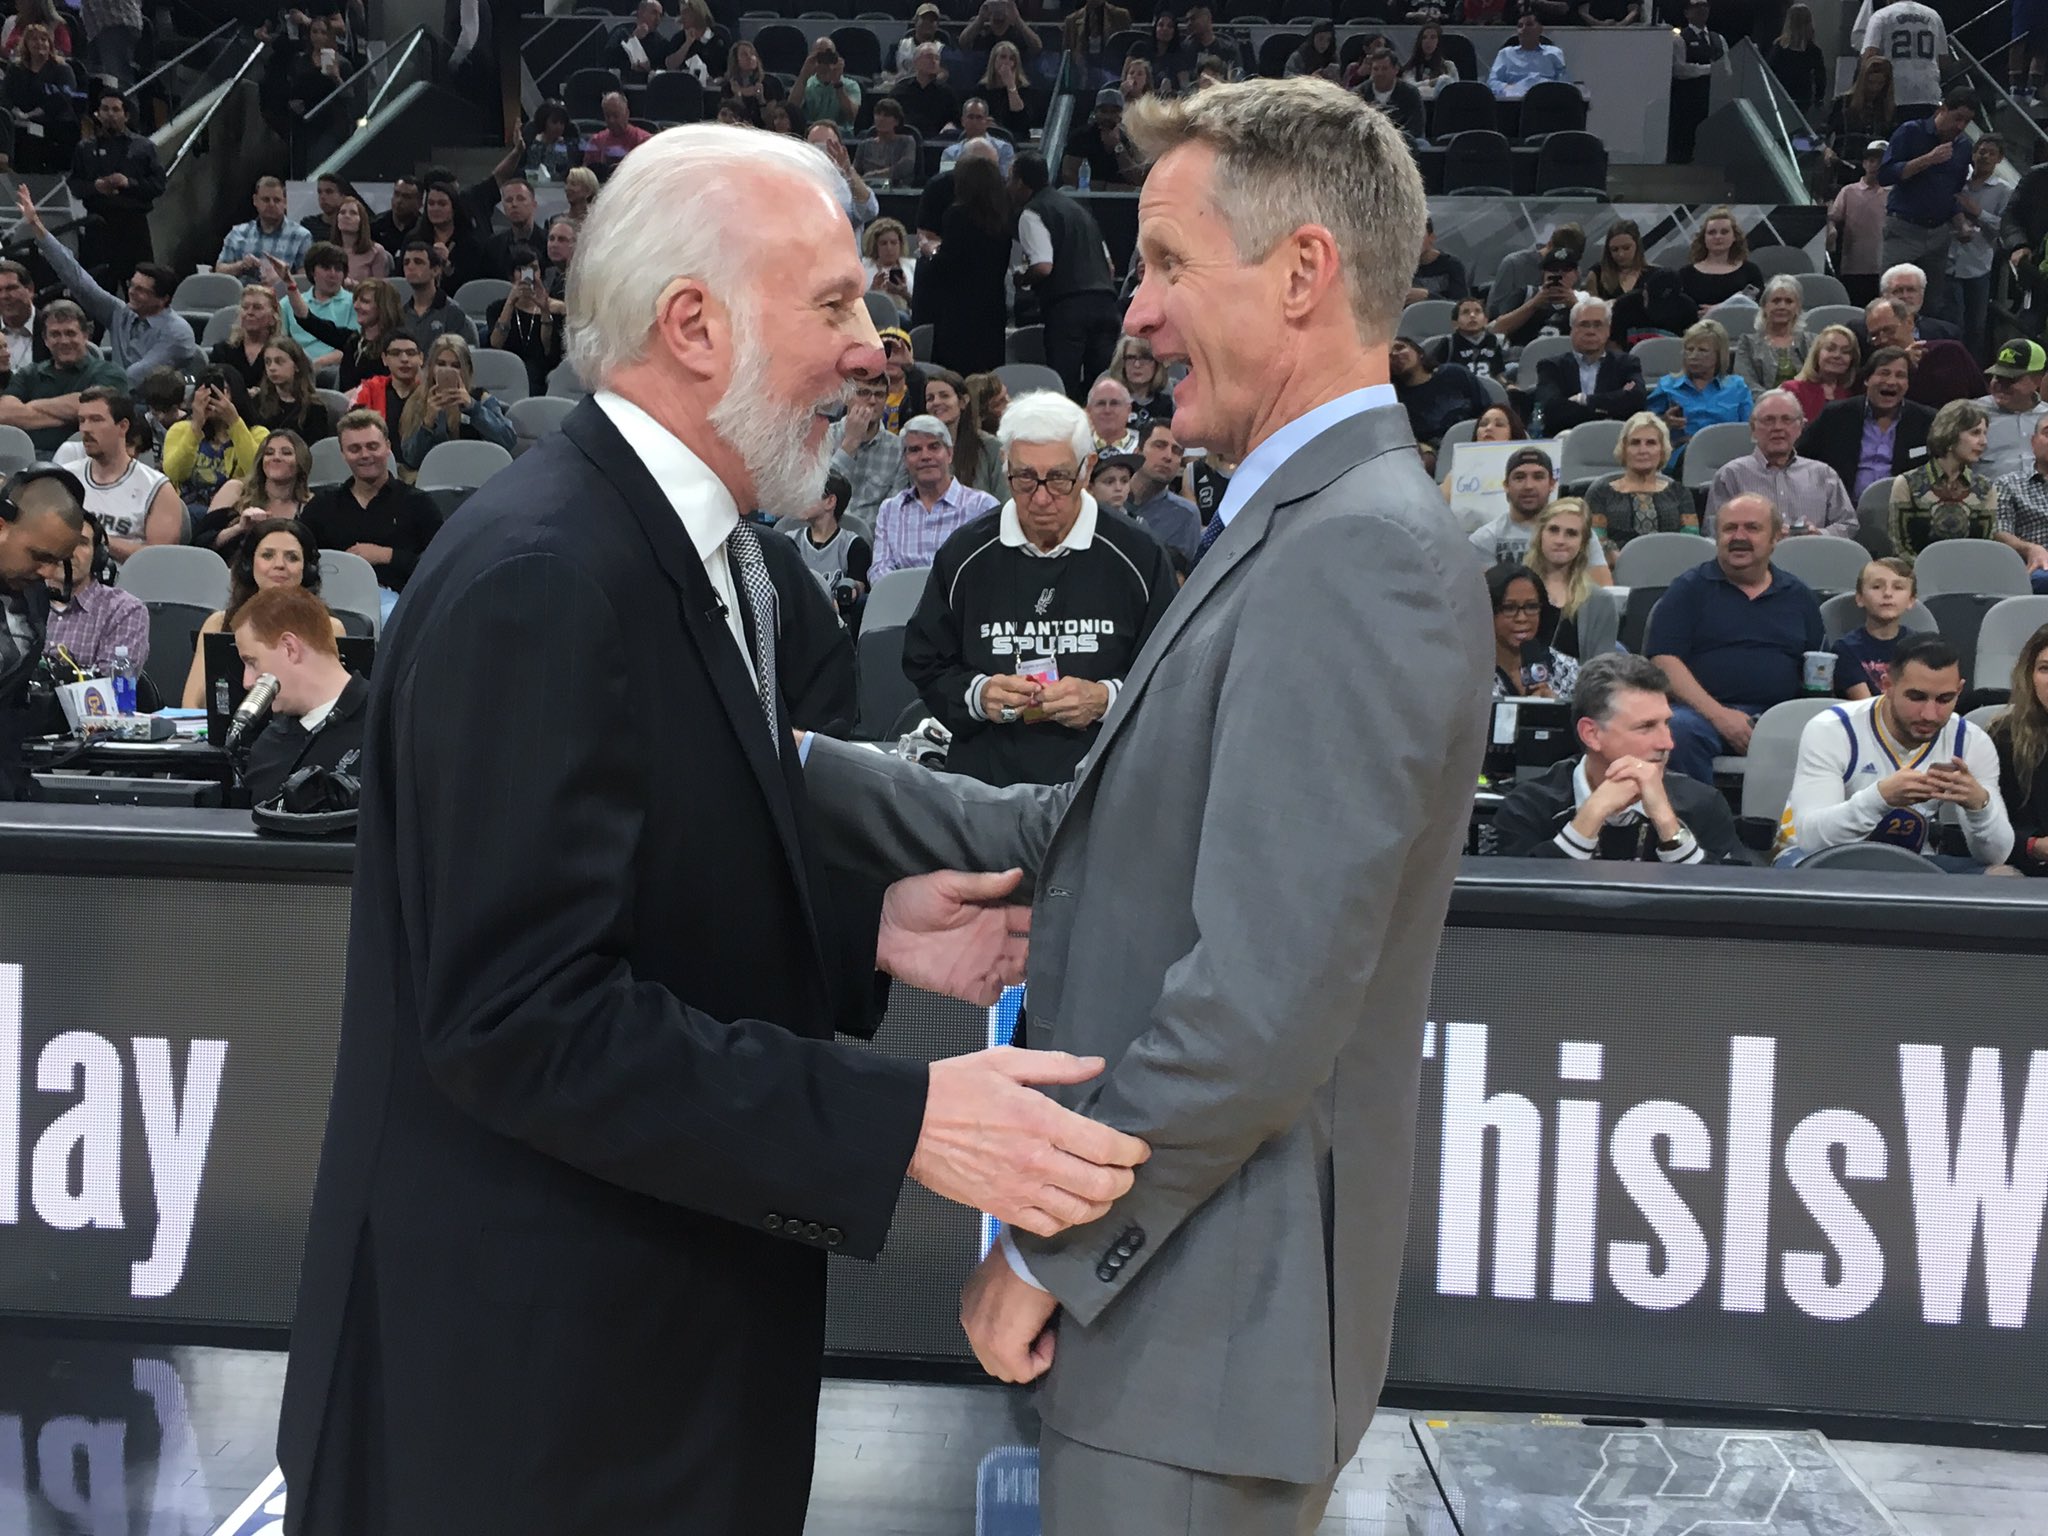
[1864,1,1946,106]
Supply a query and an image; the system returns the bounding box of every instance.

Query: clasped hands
[876,867,1143,1385]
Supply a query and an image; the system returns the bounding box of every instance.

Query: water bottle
[1077,161,1091,192]
[110,645,136,714]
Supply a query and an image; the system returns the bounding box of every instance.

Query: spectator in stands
[1357,49,1424,137]
[895,3,944,73]
[301,175,352,249]
[0,466,80,794]
[1487,563,1577,701]
[217,176,313,282]
[807,121,880,233]
[1649,492,1824,783]
[137,367,183,465]
[1678,207,1762,312]
[1949,137,2007,360]
[1064,87,1138,189]
[857,100,919,188]
[15,193,196,387]
[586,90,652,173]
[0,259,37,380]
[922,366,1005,500]
[877,328,927,431]
[1732,276,1811,392]
[541,218,577,304]
[604,0,670,85]
[1797,343,1932,501]
[914,155,1010,377]
[396,335,516,473]
[1391,334,1489,447]
[4,22,76,174]
[1990,622,2048,873]
[1407,217,1470,304]
[261,11,350,129]
[966,371,1008,432]
[1437,401,1526,499]
[1776,632,2012,869]
[828,377,908,530]
[232,584,369,804]
[1285,21,1339,81]
[393,244,478,351]
[1890,398,1999,555]
[282,243,353,372]
[1108,336,1173,432]
[1135,8,1195,91]
[563,166,601,226]
[482,179,544,281]
[1522,498,1595,653]
[1669,0,1726,164]
[1446,297,1509,380]
[0,300,125,451]
[1063,0,1132,77]
[522,101,578,183]
[70,386,179,561]
[303,410,441,610]
[1587,410,1696,546]
[1825,61,1892,194]
[42,510,145,678]
[894,42,959,141]
[1826,141,1889,307]
[902,388,1173,786]
[1492,652,1741,863]
[1705,388,1858,537]
[1488,14,1569,91]
[1473,448,1585,573]
[1999,158,2048,321]
[1830,555,1915,698]
[280,271,401,393]
[210,285,287,393]
[870,413,999,581]
[5,0,73,59]
[349,330,422,445]
[1015,152,1122,399]
[798,37,862,132]
[942,98,1016,178]
[1875,262,1961,342]
[1086,377,1138,454]
[67,89,162,285]
[719,40,777,126]
[1182,7,1243,80]
[967,1,1043,66]
[659,0,723,78]
[1863,0,1951,127]
[371,176,423,255]
[1878,88,1977,320]
[1533,296,1645,435]
[1785,323,1862,422]
[484,245,560,397]
[781,471,868,603]
[1974,339,2046,485]
[1765,3,1826,111]
[165,368,269,512]
[1584,221,1650,304]
[250,338,332,446]
[331,196,391,288]
[1090,450,1137,513]
[862,219,918,321]
[1124,418,1199,562]
[1992,412,2048,591]
[193,432,314,556]
[1492,245,1582,348]
[1403,25,1458,92]
[416,177,494,298]
[1653,318,1752,464]
[1119,55,1159,109]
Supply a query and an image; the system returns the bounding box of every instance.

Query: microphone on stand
[225,673,280,754]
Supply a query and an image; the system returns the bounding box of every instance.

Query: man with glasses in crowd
[14,185,199,385]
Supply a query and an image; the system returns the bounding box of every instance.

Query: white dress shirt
[593,389,755,686]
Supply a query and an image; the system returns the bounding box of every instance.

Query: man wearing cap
[1063,87,1140,190]
[870,413,1000,580]
[1975,339,2048,483]
[1491,243,1584,348]
[1468,447,1612,576]
[1089,450,1140,515]
[1704,389,1859,537]
[1989,412,2048,591]
[1827,140,1890,306]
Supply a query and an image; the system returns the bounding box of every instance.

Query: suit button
[1114,1244,1134,1259]
[1095,1263,1117,1282]
[804,1222,823,1240]
[825,1227,843,1246]
[1106,1253,1125,1271]
[1126,1228,1146,1251]
[765,1214,783,1232]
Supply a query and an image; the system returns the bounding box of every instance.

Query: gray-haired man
[1704,388,1859,536]
[869,412,1000,577]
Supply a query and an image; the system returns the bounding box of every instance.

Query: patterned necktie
[1190,514,1227,570]
[722,519,780,745]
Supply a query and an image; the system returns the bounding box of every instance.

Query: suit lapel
[560,402,821,947]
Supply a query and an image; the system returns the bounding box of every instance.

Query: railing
[1039,50,1079,176]
[125,18,243,117]
[524,12,612,98]
[163,34,271,181]
[289,25,440,177]
[1710,41,1823,205]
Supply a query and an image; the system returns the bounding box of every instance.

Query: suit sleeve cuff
[998,1227,1047,1291]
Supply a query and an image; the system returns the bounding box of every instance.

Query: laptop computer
[203,631,376,746]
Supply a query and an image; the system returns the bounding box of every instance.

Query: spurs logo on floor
[1574,1432,1793,1536]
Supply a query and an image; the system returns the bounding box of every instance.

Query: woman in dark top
[416,179,487,300]
[523,99,577,183]
[1678,206,1764,312]
[484,243,561,395]
[1823,57,1892,190]
[1991,622,2048,876]
[661,0,727,79]
[1403,24,1459,89]
[980,43,1041,139]
[1285,21,1340,80]
[1136,10,1197,92]
[3,22,74,173]
[1765,3,1826,112]
[250,338,333,445]
[1487,564,1579,702]
[913,156,1011,377]
[281,272,403,392]
[210,285,286,392]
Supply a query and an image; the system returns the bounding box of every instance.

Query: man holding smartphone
[1491,245,1583,347]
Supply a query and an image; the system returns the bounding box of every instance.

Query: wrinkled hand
[982,674,1042,719]
[877,868,1031,1006]
[1036,677,1109,728]
[911,1047,1149,1236]
[961,1246,1060,1382]
[1714,707,1755,753]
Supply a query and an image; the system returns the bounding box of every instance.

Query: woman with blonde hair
[563,165,600,224]
[860,217,917,317]
[1766,3,1825,111]
[1732,274,1811,392]
[1679,206,1763,312]
[210,284,286,392]
[397,335,518,472]
[1991,623,2048,875]
[1523,498,1597,654]
[281,271,405,392]
[1585,410,1696,546]
[1120,53,1156,104]
[1109,334,1174,431]
[1651,318,1752,467]
[1785,324,1860,421]
[981,41,1039,137]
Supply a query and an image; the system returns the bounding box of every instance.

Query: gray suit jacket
[807,404,1491,1484]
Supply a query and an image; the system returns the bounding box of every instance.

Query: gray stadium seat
[1438,417,1480,456]
[201,305,239,347]
[510,395,576,455]
[1479,373,1508,408]
[1613,531,1712,588]
[863,565,929,630]
[1630,336,1683,380]
[416,440,514,492]
[1910,538,2032,598]
[0,423,34,462]
[1821,591,1936,643]
[1398,299,1457,341]
[909,324,934,362]
[116,545,231,709]
[1004,325,1045,364]
[1680,420,1753,490]
[171,272,245,313]
[1751,246,1817,279]
[1738,697,1839,836]
[1793,273,1851,308]
[318,550,383,638]
[309,436,348,487]
[1967,703,2008,732]
[1855,478,1896,555]
[1557,419,1623,481]
[547,362,588,399]
[1804,303,1865,335]
[469,347,531,405]
[994,363,1064,398]
[317,389,353,424]
[1768,535,1871,595]
[455,279,512,325]
[1975,595,2048,690]
[1516,334,1575,379]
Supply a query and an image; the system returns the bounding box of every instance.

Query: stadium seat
[1516,334,1575,379]
[1279,0,1325,18]
[1557,419,1623,481]
[1531,131,1607,199]
[201,306,239,347]
[564,66,623,119]
[1822,591,1936,643]
[171,272,244,313]
[1437,33,1481,82]
[1976,596,2048,690]
[909,324,934,362]
[829,24,884,78]
[1793,273,1851,308]
[1855,479,1896,555]
[1967,702,2008,731]
[318,551,383,639]
[116,545,230,709]
[547,362,588,399]
[417,440,513,493]
[1517,81,1585,140]
[643,70,708,121]
[1438,417,1479,456]
[855,631,913,730]
[1428,80,1496,141]
[309,435,348,487]
[1621,585,1668,654]
[510,395,576,455]
[1005,325,1045,364]
[1910,538,2032,598]
[317,389,352,424]
[864,566,929,630]
[1804,303,1865,334]
[1442,131,1513,196]
[1768,535,1870,596]
[455,279,512,326]
[753,23,809,74]
[1255,34,1302,78]
[1736,696,1840,848]
[1399,299,1457,341]
[1223,0,1270,19]
[470,347,531,404]
[1680,420,1752,490]
[1098,28,1146,72]
[1630,336,1683,379]
[1478,373,1508,408]
[1751,245,1818,279]
[1614,531,1712,589]
[1922,592,1999,679]
[995,362,1064,397]
[0,423,35,462]
[1798,841,1942,872]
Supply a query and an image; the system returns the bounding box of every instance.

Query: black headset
[76,511,115,590]
[0,463,88,524]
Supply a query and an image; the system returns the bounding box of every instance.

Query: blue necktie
[1191,515,1226,569]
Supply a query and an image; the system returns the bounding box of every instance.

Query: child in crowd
[139,367,189,468]
[781,470,870,626]
[1444,296,1508,380]
[1834,557,1915,698]
[1090,452,1138,514]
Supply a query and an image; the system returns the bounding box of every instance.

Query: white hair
[1880,262,1926,294]
[1753,388,1803,417]
[998,391,1092,464]
[1087,374,1131,404]
[900,412,953,448]
[1570,295,1611,324]
[915,40,942,59]
[1755,273,1804,329]
[566,125,846,388]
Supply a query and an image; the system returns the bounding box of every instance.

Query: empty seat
[1557,419,1623,480]
[201,305,239,347]
[1532,130,1607,198]
[1738,696,1841,834]
[1429,80,1498,141]
[117,546,231,707]
[1441,131,1513,196]
[318,550,384,638]
[1804,303,1865,334]
[1910,538,2032,597]
[455,279,512,325]
[171,272,244,313]
[309,435,349,486]
[1517,81,1586,140]
[995,362,1064,397]
[1793,272,1850,307]
[1255,34,1302,78]
[1005,325,1045,365]
[1855,479,1896,555]
[1630,335,1684,380]
[416,440,514,492]
[1752,245,1817,279]
[909,324,934,362]
[643,70,707,121]
[1517,334,1575,379]
[829,24,884,78]
[564,66,623,118]
[1977,596,2048,688]
[753,23,809,74]
[1768,535,1871,595]
[470,346,532,404]
[0,423,34,462]
[1680,420,1754,489]
[1614,531,1714,589]
[510,395,577,454]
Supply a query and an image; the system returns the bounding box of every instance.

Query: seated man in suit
[1492,652,1741,862]
[1795,345,1935,501]
[1532,296,1645,434]
[231,583,368,805]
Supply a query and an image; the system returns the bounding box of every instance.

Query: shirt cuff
[968,673,992,720]
[998,1226,1047,1291]
[797,732,813,766]
[1554,822,1598,859]
[1654,826,1701,863]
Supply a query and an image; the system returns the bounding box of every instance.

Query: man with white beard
[276,125,1151,1536]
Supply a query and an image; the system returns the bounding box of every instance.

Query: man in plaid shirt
[216,176,313,281]
[43,513,149,679]
[1991,412,2048,592]
[826,376,907,530]
[869,415,998,580]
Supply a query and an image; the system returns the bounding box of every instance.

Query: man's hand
[1035,677,1109,728]
[13,184,42,239]
[841,393,880,445]
[1571,765,1643,839]
[877,868,1031,1006]
[1613,755,1680,839]
[348,542,393,564]
[911,1046,1148,1236]
[1878,767,1938,807]
[981,674,1042,720]
[961,1246,1059,1382]
[1712,706,1755,753]
[2024,541,2048,573]
[1925,759,1991,811]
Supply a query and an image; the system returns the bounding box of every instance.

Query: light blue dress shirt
[1487,42,1571,90]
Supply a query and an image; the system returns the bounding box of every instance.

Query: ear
[647,276,729,386]
[1575,715,1600,754]
[1274,224,1345,326]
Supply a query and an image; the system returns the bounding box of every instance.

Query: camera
[195,367,232,395]
[830,576,861,623]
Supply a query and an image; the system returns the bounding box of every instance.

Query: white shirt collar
[298,682,349,734]
[1000,491,1098,556]
[592,389,740,563]
[1213,383,1398,529]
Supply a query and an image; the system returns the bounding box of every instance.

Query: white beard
[708,318,844,518]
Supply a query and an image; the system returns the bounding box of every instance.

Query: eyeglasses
[1497,601,1543,617]
[1007,470,1079,496]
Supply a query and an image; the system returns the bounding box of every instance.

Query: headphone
[76,510,115,589]
[0,463,88,524]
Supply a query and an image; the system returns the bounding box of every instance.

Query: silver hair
[1880,262,1926,294]
[565,125,847,388]
[997,391,1093,464]
[1755,273,1803,329]
[900,413,954,448]
[1123,76,1426,345]
[1570,295,1611,324]
[915,40,942,58]
[1752,388,1804,418]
